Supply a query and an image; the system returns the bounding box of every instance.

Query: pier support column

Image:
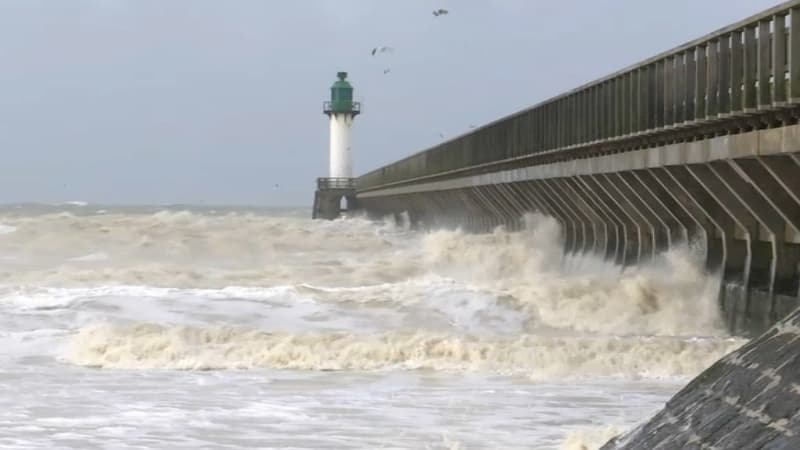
[602,172,658,263]
[521,180,572,255]
[616,172,671,254]
[505,182,543,223]
[466,187,499,233]
[580,175,635,267]
[702,162,778,333]
[569,177,620,262]
[634,170,695,250]
[531,179,577,252]
[481,184,518,230]
[558,177,605,255]
[550,178,596,255]
[455,188,485,233]
[495,183,530,231]
[668,165,752,334]
[651,167,737,328]
[541,179,586,255]
[729,159,800,320]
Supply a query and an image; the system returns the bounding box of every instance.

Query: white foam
[0,223,17,235]
[68,252,110,262]
[560,426,624,450]
[0,285,298,310]
[419,214,727,337]
[64,323,745,380]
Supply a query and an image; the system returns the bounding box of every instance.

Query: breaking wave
[560,426,624,450]
[419,216,725,337]
[65,323,744,379]
[0,207,742,387]
[0,210,728,338]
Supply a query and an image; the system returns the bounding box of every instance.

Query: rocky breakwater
[602,308,800,449]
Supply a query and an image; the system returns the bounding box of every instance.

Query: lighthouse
[312,72,361,220]
[324,72,360,178]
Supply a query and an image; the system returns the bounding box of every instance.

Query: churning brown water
[0,205,744,449]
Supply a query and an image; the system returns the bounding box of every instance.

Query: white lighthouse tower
[313,71,361,219]
[325,72,360,178]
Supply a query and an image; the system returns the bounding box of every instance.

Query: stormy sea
[0,205,744,449]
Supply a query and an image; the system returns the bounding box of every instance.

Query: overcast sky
[0,0,781,206]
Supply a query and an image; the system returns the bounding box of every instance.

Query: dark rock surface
[601,308,800,450]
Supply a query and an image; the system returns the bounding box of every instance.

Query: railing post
[774,13,788,105]
[790,7,800,103]
[758,19,773,109]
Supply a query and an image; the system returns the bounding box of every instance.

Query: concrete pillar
[759,155,800,204]
[496,183,530,231]
[619,171,676,250]
[514,181,568,257]
[711,160,790,327]
[730,158,800,319]
[426,191,449,229]
[569,176,621,262]
[541,178,586,255]
[651,167,736,328]
[528,180,577,254]
[581,175,637,267]
[677,165,755,334]
[549,178,597,254]
[558,177,606,255]
[470,186,504,232]
[416,193,441,230]
[512,181,549,220]
[515,181,556,222]
[633,170,694,247]
[742,158,800,234]
[435,190,464,230]
[603,172,660,262]
[505,182,541,220]
[480,184,518,230]
[409,195,428,228]
[461,188,490,233]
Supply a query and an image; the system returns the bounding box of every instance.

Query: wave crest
[65,323,744,380]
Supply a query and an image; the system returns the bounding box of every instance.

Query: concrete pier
[352,1,800,335]
[312,177,357,220]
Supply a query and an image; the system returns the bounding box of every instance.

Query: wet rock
[602,308,800,450]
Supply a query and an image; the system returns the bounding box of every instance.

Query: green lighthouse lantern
[324,72,361,116]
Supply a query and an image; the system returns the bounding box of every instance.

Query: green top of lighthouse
[324,72,361,116]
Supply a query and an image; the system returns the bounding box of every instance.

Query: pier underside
[357,128,800,336]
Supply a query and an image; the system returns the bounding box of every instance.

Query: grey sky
[0,0,780,206]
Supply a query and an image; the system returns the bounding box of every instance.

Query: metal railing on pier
[357,0,800,191]
[317,177,356,190]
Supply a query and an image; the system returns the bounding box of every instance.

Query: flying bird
[468,124,476,129]
[383,68,391,74]
[371,46,394,56]
[433,9,449,17]
[438,132,445,138]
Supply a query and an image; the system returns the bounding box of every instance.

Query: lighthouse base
[312,178,357,220]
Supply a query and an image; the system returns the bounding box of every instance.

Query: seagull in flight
[383,68,391,74]
[371,46,394,56]
[433,9,449,17]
